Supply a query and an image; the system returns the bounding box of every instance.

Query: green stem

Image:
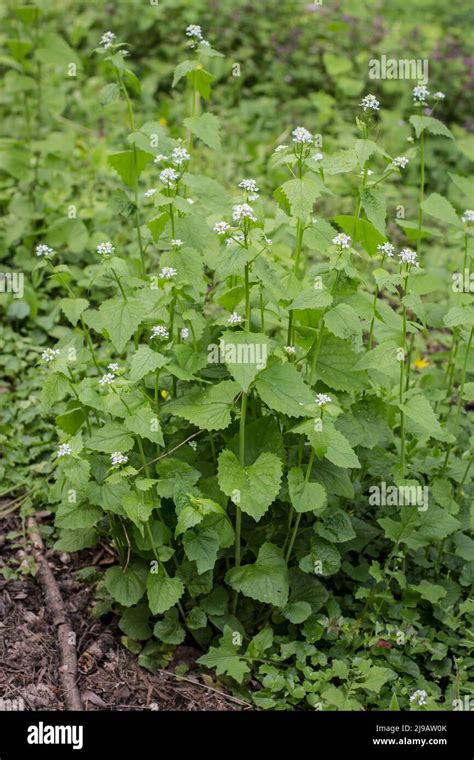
[285,448,315,563]
[416,131,425,261]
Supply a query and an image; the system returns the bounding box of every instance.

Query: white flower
[144,188,157,198]
[292,127,313,144]
[410,689,427,707]
[227,312,243,325]
[399,247,418,267]
[100,31,116,49]
[248,193,259,202]
[97,241,115,257]
[315,393,332,406]
[213,221,230,235]
[413,85,430,103]
[232,203,256,223]
[434,91,445,100]
[311,152,324,162]
[154,154,168,164]
[180,327,190,340]
[111,451,128,466]
[332,233,352,249]
[239,178,259,193]
[360,94,380,112]
[56,443,72,458]
[172,147,190,166]
[361,169,374,176]
[274,144,288,153]
[186,24,203,40]
[171,239,183,248]
[284,345,296,354]
[187,198,195,204]
[159,168,179,185]
[151,324,169,340]
[36,243,54,258]
[377,242,395,257]
[108,363,119,372]
[461,209,474,224]
[392,156,409,169]
[99,372,115,386]
[159,266,177,279]
[189,440,198,451]
[42,348,60,362]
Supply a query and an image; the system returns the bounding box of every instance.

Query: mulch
[0,517,248,712]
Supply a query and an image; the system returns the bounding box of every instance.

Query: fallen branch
[26,517,83,711]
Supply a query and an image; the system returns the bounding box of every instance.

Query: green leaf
[275,178,322,219]
[119,606,151,640]
[361,188,386,235]
[54,528,98,552]
[218,449,282,521]
[354,665,396,693]
[183,527,220,573]
[41,373,70,411]
[108,149,153,187]
[88,422,134,453]
[197,626,250,683]
[401,394,445,441]
[172,59,197,87]
[183,113,222,151]
[287,467,327,513]
[323,149,358,175]
[226,542,289,608]
[147,568,184,615]
[283,600,312,623]
[255,362,314,417]
[182,173,230,214]
[288,287,333,311]
[413,580,447,604]
[166,380,239,431]
[59,298,89,326]
[122,491,154,529]
[124,406,164,446]
[421,193,463,228]
[314,336,367,392]
[129,345,169,382]
[354,139,389,168]
[316,509,356,543]
[105,564,147,607]
[409,115,454,140]
[153,608,185,645]
[218,331,271,392]
[324,304,362,342]
[86,297,150,353]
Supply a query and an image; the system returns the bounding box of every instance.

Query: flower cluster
[171,239,183,248]
[36,243,55,258]
[239,178,259,200]
[377,242,395,257]
[111,451,128,466]
[42,348,60,362]
[392,156,409,169]
[185,24,207,47]
[360,94,380,112]
[151,324,170,340]
[99,372,115,387]
[315,393,332,407]
[227,312,243,325]
[56,443,72,458]
[159,266,177,280]
[180,327,190,340]
[100,31,116,49]
[159,168,179,186]
[461,209,474,224]
[213,221,230,235]
[97,241,115,257]
[284,345,296,354]
[332,233,352,249]
[434,91,445,100]
[144,188,157,198]
[232,203,257,223]
[399,247,418,267]
[409,690,427,707]
[413,85,429,103]
[292,127,313,144]
[171,146,190,166]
